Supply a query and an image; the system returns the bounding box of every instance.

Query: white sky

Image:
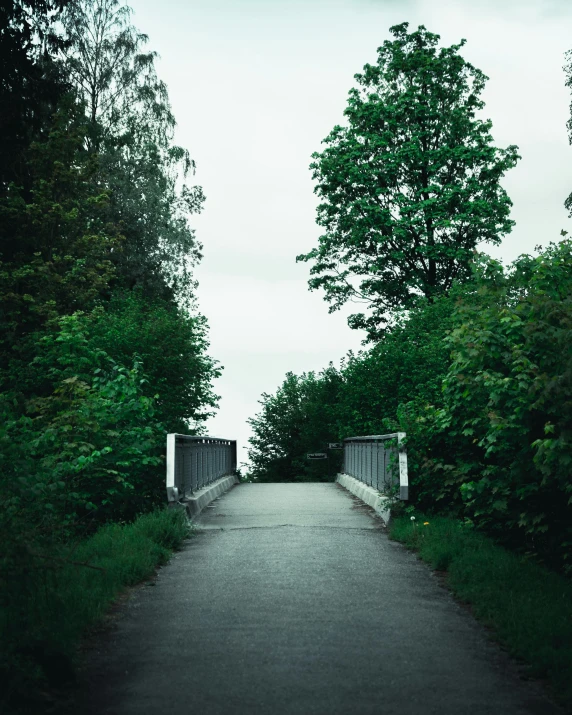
[129,0,572,468]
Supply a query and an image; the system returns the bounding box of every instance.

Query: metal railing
[166,434,237,503]
[343,433,408,500]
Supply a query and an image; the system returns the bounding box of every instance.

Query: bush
[247,367,344,481]
[84,292,221,433]
[404,243,572,571]
[0,312,168,538]
[390,514,572,708]
[0,508,191,714]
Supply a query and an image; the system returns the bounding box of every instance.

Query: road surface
[76,483,561,715]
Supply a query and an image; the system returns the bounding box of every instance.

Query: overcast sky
[129,0,572,468]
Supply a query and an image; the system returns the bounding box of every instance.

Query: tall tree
[61,0,204,305]
[62,0,169,148]
[0,96,118,385]
[0,0,70,190]
[297,22,520,342]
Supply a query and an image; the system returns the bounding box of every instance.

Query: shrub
[0,508,191,714]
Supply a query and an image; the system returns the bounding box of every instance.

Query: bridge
[165,431,409,522]
[75,433,557,715]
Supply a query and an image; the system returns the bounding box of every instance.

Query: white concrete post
[397,432,409,500]
[166,433,179,502]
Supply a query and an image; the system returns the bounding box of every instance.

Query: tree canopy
[0,0,71,189]
[61,0,205,305]
[247,367,343,482]
[297,22,520,341]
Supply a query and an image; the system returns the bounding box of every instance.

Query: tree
[62,0,162,139]
[61,0,205,305]
[83,291,221,433]
[0,0,70,191]
[297,22,520,342]
[400,243,572,571]
[0,96,118,384]
[334,294,457,438]
[247,368,343,482]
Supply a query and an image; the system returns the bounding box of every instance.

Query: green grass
[390,513,572,710]
[1,507,192,714]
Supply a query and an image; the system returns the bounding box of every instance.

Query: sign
[328,443,343,450]
[307,452,327,460]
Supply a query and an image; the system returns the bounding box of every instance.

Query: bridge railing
[166,434,237,503]
[343,433,409,500]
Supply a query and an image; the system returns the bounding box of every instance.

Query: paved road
[77,483,561,715]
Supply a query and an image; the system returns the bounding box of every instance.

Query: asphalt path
[77,483,562,715]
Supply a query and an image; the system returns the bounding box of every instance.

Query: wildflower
[410,516,415,521]
[423,521,430,526]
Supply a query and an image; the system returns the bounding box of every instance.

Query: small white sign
[328,443,343,449]
[307,452,328,460]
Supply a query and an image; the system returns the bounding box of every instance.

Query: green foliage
[390,514,572,709]
[297,22,519,342]
[0,0,70,190]
[247,367,344,481]
[334,295,456,437]
[0,0,220,540]
[0,95,118,375]
[0,5,221,709]
[62,0,205,306]
[0,507,191,714]
[565,47,572,217]
[248,296,454,481]
[410,241,572,570]
[1,312,167,537]
[79,292,221,433]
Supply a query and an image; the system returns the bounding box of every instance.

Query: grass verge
[1,507,192,714]
[389,513,572,710]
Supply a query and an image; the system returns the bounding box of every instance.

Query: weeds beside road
[390,514,572,711]
[0,508,192,715]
